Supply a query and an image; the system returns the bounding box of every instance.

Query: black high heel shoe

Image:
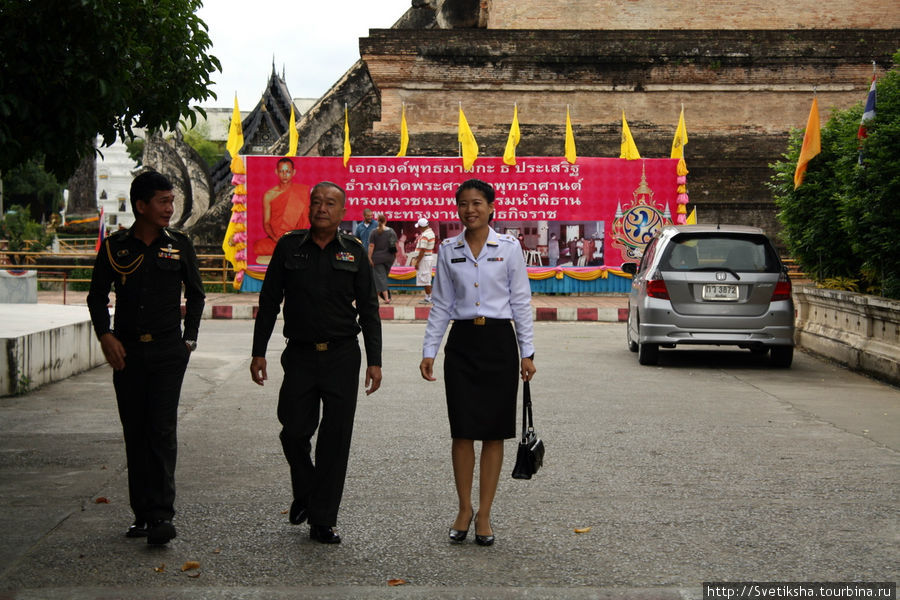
[474,512,494,546]
[448,511,474,542]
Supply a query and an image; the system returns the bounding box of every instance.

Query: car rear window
[660,234,780,273]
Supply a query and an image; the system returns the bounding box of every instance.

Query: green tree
[125,138,145,167]
[0,0,220,180]
[182,121,224,168]
[770,50,900,298]
[1,205,54,264]
[1,157,65,222]
[840,52,900,298]
[769,108,861,281]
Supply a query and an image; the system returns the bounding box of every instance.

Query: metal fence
[1,239,237,294]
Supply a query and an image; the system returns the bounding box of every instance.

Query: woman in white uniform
[420,179,536,546]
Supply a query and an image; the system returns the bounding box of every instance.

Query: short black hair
[455,178,495,204]
[276,157,294,169]
[310,181,347,206]
[129,171,173,214]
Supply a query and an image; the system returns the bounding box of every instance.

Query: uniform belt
[121,331,180,343]
[455,317,509,326]
[288,337,356,352]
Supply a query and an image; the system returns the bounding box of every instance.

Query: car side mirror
[621,262,637,275]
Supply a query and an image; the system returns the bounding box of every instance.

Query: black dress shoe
[147,520,177,545]
[125,521,148,538]
[289,501,308,525]
[448,512,474,543]
[474,512,494,546]
[309,524,341,544]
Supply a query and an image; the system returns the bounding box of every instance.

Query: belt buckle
[315,342,329,352]
[474,316,486,326]
[139,333,153,342]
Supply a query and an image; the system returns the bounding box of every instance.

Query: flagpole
[458,101,462,158]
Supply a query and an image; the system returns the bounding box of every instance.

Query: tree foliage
[1,205,54,263]
[769,50,900,298]
[0,0,220,181]
[182,121,224,168]
[1,157,65,222]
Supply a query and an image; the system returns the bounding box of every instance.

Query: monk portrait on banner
[253,158,309,262]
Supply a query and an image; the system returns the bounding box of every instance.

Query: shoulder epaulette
[163,227,188,240]
[339,231,363,246]
[441,238,455,246]
[498,233,517,243]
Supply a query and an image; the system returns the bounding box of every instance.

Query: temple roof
[210,63,297,191]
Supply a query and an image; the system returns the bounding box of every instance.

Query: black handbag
[512,381,544,479]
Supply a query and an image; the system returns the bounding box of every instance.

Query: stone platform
[0,304,104,396]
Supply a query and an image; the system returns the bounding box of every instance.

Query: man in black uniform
[250,181,382,544]
[87,171,205,545]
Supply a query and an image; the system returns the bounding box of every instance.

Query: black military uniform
[252,229,381,528]
[87,226,205,526]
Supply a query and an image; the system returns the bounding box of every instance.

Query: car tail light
[771,274,792,301]
[646,278,670,299]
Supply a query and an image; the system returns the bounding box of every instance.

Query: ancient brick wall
[355,28,898,242]
[487,0,900,30]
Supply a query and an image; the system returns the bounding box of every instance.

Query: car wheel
[626,310,638,352]
[638,341,659,365]
[770,346,793,368]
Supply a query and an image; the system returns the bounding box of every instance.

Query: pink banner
[245,156,678,267]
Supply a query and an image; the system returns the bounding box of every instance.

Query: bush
[770,50,900,298]
[1,204,53,263]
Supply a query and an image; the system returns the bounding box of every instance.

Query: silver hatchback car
[621,225,795,367]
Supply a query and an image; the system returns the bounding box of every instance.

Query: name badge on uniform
[335,252,355,262]
[487,257,504,262]
[451,257,466,263]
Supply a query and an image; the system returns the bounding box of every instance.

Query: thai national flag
[857,75,877,140]
[94,207,105,252]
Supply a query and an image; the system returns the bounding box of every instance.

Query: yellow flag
[565,107,577,164]
[286,105,298,157]
[396,104,409,157]
[226,94,244,158]
[222,220,238,262]
[686,207,697,224]
[343,105,351,167]
[458,106,479,170]
[502,104,521,166]
[793,97,821,189]
[670,107,688,159]
[620,110,641,160]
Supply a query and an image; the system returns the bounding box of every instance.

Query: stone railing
[794,286,900,386]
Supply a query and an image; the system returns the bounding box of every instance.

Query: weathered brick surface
[353,27,898,239]
[487,0,899,30]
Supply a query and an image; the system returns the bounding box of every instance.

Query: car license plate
[702,284,738,301]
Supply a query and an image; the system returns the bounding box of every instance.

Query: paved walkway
[39,290,630,322]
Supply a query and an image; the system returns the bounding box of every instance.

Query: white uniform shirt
[423,227,535,359]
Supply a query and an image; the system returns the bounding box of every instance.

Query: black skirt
[443,319,519,440]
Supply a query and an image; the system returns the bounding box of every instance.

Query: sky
[196,0,413,109]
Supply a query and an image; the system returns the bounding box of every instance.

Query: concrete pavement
[0,320,897,599]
